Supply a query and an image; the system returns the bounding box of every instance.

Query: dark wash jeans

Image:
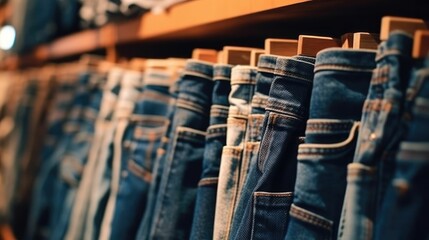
[191,64,232,240]
[26,72,93,240]
[101,69,173,240]
[374,57,429,240]
[338,31,414,240]
[64,67,123,240]
[230,54,277,239]
[148,60,214,240]
[136,79,181,240]
[233,57,315,240]
[49,74,104,240]
[284,48,375,240]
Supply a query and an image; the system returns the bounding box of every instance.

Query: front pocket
[125,117,168,183]
[285,204,333,240]
[250,191,293,240]
[291,121,360,240]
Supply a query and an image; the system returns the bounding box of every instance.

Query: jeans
[191,64,232,240]
[136,79,182,240]
[214,66,257,240]
[91,70,143,240]
[65,67,123,240]
[98,68,173,240]
[233,57,315,240]
[26,72,93,240]
[284,48,376,240]
[49,74,104,240]
[338,31,414,240]
[374,57,429,240]
[148,60,213,240]
[231,55,278,239]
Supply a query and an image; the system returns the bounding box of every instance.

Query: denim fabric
[338,32,413,240]
[99,68,173,240]
[148,60,213,240]
[233,57,315,240]
[374,58,429,240]
[41,80,77,162]
[136,79,182,240]
[50,76,105,239]
[230,55,278,239]
[49,74,104,240]
[77,70,139,240]
[214,66,257,240]
[92,70,143,240]
[284,48,375,240]
[26,72,93,240]
[191,64,232,240]
[65,68,123,240]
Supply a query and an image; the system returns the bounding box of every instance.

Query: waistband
[143,68,173,87]
[106,67,124,90]
[231,65,258,85]
[182,60,214,80]
[274,57,314,83]
[293,55,316,64]
[213,64,233,81]
[257,54,278,74]
[315,48,376,72]
[376,30,413,61]
[121,70,143,88]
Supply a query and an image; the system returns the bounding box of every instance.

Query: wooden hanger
[380,16,428,41]
[217,51,224,64]
[192,49,218,63]
[222,46,263,65]
[341,32,380,50]
[413,30,429,59]
[250,49,265,67]
[265,38,298,56]
[128,58,146,72]
[297,35,341,57]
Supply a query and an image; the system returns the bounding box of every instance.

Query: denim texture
[214,65,256,240]
[94,70,143,240]
[233,57,315,240]
[374,58,429,240]
[136,79,182,240]
[26,72,93,240]
[65,67,123,240]
[49,74,104,240]
[231,56,278,237]
[191,64,232,240]
[77,70,140,240]
[99,68,173,240]
[338,32,414,240]
[148,60,213,240]
[284,48,376,240]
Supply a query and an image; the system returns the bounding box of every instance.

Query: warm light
[0,25,16,50]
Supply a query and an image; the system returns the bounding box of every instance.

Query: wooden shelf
[1,0,427,68]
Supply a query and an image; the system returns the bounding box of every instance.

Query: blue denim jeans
[284,48,376,240]
[233,57,315,240]
[214,66,257,240]
[136,78,182,240]
[231,56,278,238]
[374,57,429,240]
[49,74,104,240]
[94,71,143,240]
[65,67,123,240]
[26,72,93,240]
[191,64,232,240]
[148,60,213,240]
[98,68,173,240]
[338,31,413,240]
